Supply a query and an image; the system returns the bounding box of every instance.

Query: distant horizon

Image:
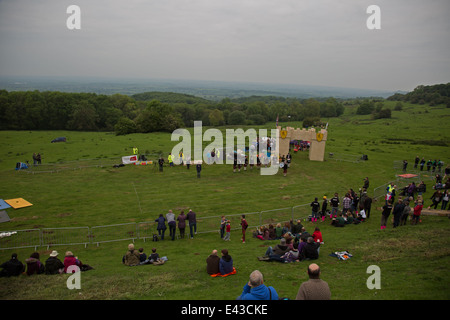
[0,74,415,96]
[1,1,449,95]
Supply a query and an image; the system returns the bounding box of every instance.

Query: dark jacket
[155,216,167,230]
[272,244,289,256]
[25,257,45,276]
[177,214,187,229]
[206,254,220,275]
[301,242,320,260]
[219,255,233,275]
[45,257,65,275]
[187,211,196,224]
[0,258,24,277]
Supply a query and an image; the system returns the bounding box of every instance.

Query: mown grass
[0,101,449,300]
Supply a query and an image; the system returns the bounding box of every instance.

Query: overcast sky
[0,0,449,92]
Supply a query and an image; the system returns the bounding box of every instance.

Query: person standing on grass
[364,194,373,219]
[420,158,425,171]
[177,211,187,239]
[414,156,420,169]
[412,200,423,225]
[187,209,197,239]
[310,197,320,222]
[342,193,352,216]
[223,220,231,241]
[155,213,167,240]
[441,190,449,210]
[330,193,340,218]
[220,215,226,239]
[282,159,288,177]
[166,210,176,241]
[158,156,164,172]
[320,196,328,222]
[241,215,248,243]
[196,162,202,178]
[392,198,405,228]
[400,197,412,226]
[381,200,393,230]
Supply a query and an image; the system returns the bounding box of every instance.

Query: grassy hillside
[0,101,449,300]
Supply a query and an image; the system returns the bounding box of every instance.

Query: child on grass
[223,220,231,241]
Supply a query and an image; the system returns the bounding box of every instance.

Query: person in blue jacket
[219,249,233,275]
[237,270,279,300]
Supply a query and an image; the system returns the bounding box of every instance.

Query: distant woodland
[387,83,450,106]
[0,90,344,134]
[0,83,447,135]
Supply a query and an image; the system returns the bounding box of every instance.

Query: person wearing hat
[64,251,82,273]
[264,238,289,262]
[45,250,65,275]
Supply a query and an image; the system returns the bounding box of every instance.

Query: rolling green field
[0,101,449,300]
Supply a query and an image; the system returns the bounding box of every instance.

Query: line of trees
[387,83,450,107]
[0,90,346,135]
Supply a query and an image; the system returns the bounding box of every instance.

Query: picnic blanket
[329,251,353,260]
[210,267,237,277]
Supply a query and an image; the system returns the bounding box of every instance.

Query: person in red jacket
[64,251,82,273]
[241,215,248,243]
[312,227,323,244]
[412,200,423,225]
[312,227,323,255]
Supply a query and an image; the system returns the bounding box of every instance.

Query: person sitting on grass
[331,213,345,227]
[299,237,320,261]
[123,244,140,267]
[45,250,65,275]
[206,249,221,275]
[150,248,165,265]
[0,253,24,277]
[261,238,289,262]
[138,248,147,263]
[219,249,234,275]
[25,252,45,276]
[237,270,279,300]
[281,247,299,263]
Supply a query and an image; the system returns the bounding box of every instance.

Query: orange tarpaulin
[210,267,237,277]
[397,174,418,179]
[4,198,33,209]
